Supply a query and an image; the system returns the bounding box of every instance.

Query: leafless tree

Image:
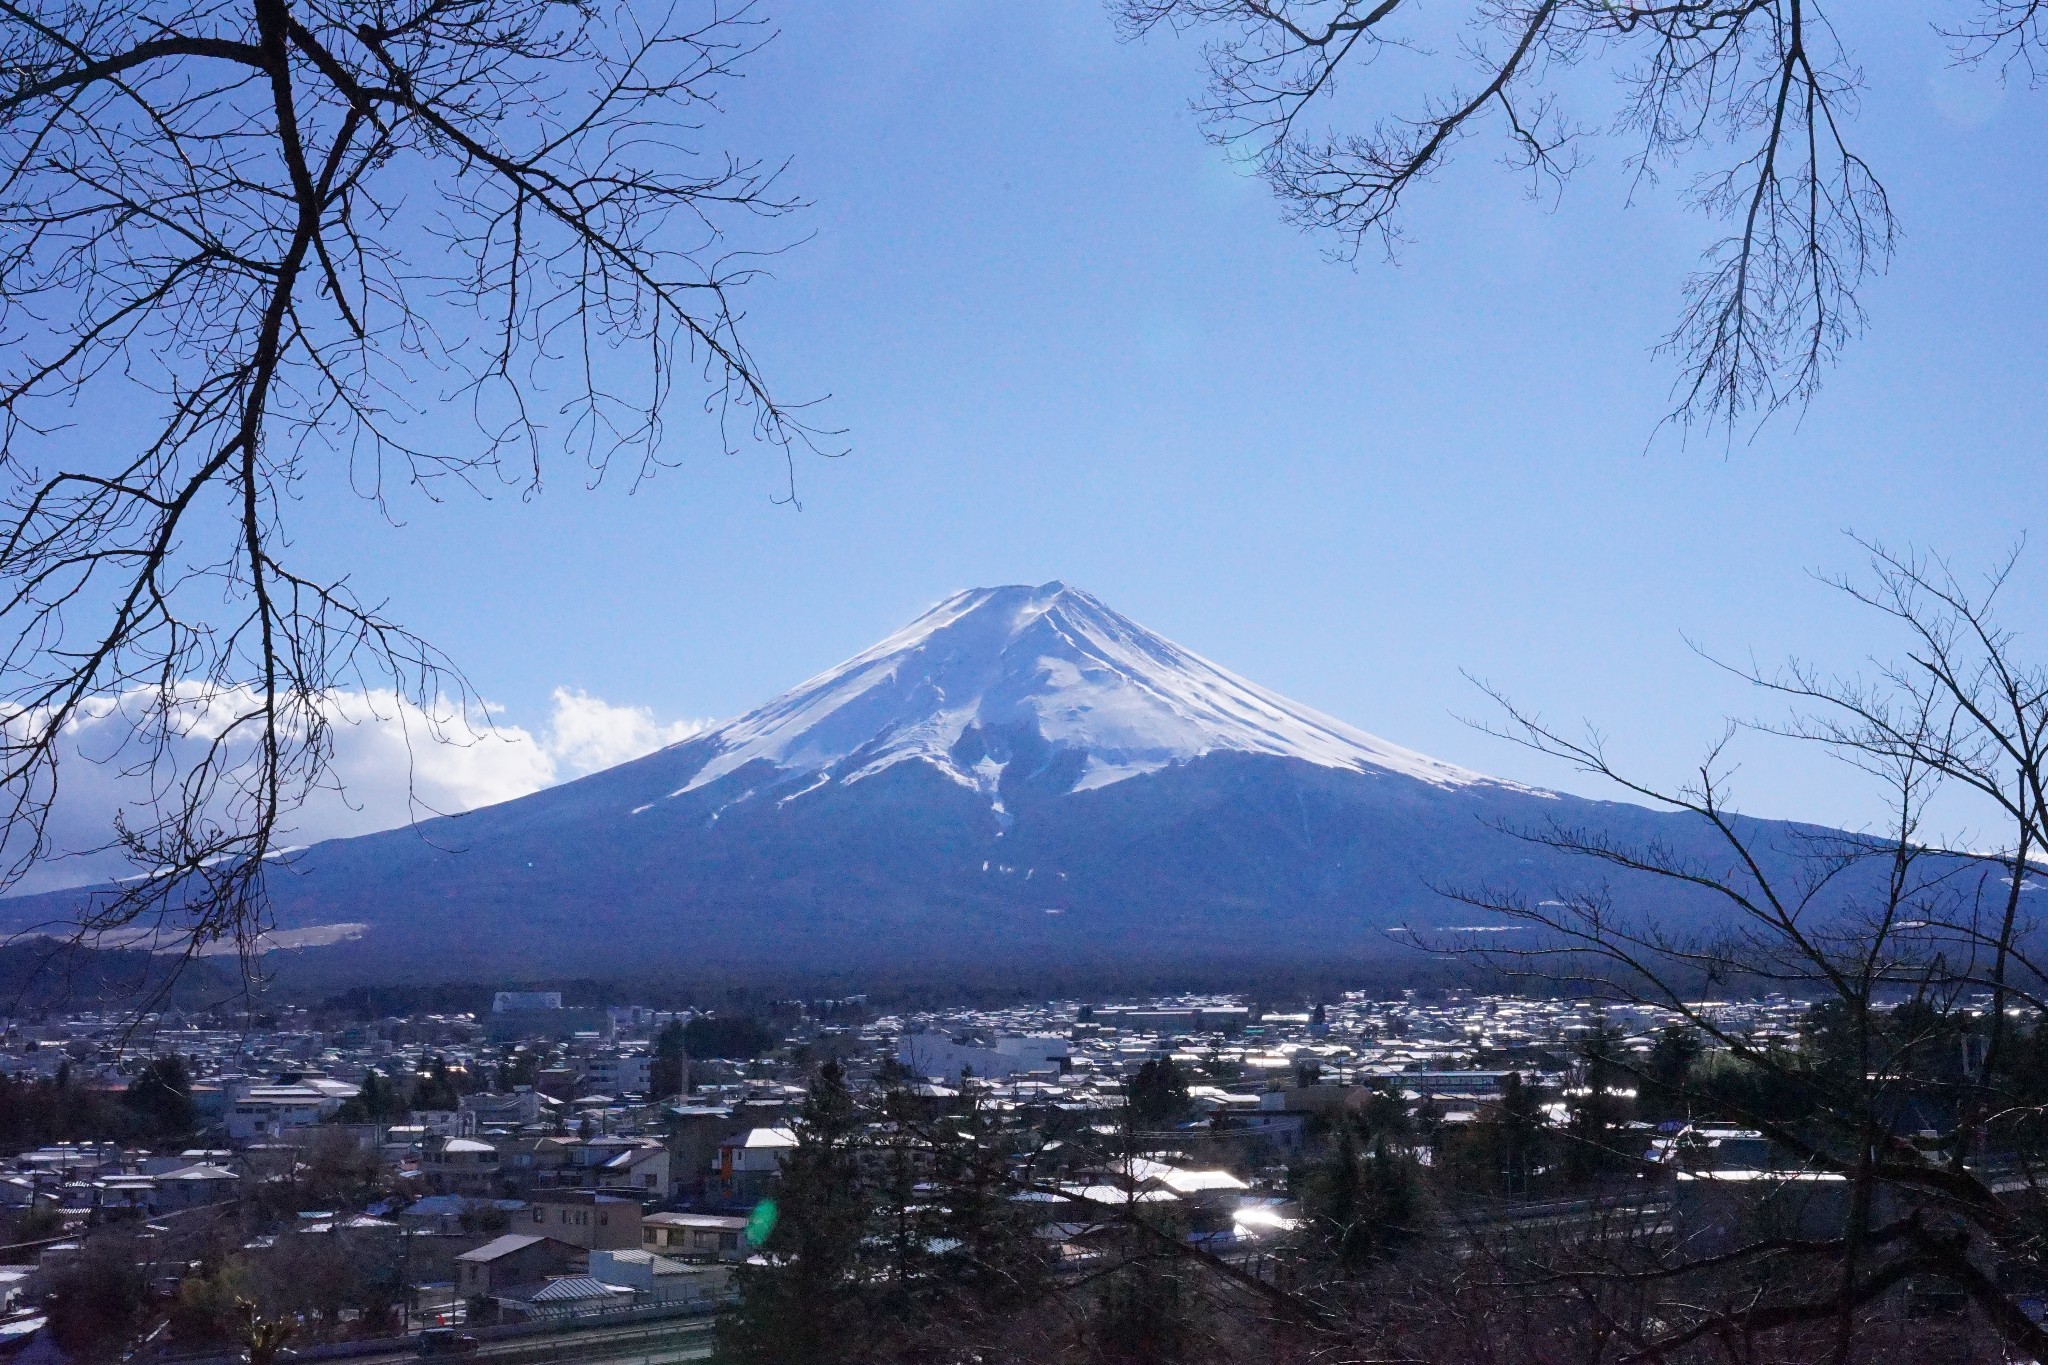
[1115,2,2040,435]
[1422,542,2048,1359]
[0,0,822,976]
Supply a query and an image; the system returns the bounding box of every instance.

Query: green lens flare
[745,1198,778,1247]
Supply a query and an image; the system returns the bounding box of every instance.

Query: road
[343,1316,717,1365]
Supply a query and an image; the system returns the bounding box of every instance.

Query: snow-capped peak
[674,582,1498,804]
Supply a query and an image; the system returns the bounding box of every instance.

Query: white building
[224,1079,358,1143]
[716,1127,796,1188]
[897,1032,1069,1080]
[589,1249,730,1306]
[585,1053,652,1096]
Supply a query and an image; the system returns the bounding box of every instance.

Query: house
[153,1163,239,1211]
[590,1249,730,1306]
[461,1090,547,1128]
[97,1176,157,1213]
[526,1190,641,1250]
[496,1136,572,1193]
[596,1142,670,1200]
[422,1137,501,1197]
[453,1233,580,1300]
[642,1212,750,1262]
[663,1105,745,1198]
[716,1128,795,1195]
[415,1109,479,1139]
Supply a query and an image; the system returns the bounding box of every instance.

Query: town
[0,983,1863,1360]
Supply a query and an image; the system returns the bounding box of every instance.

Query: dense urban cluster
[0,985,2033,1362]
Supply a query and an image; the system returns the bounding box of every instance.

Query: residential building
[589,1249,729,1306]
[585,1053,652,1096]
[716,1127,795,1194]
[453,1233,580,1300]
[526,1189,641,1250]
[422,1136,502,1197]
[462,1090,547,1127]
[153,1163,239,1211]
[642,1212,750,1262]
[224,1080,356,1144]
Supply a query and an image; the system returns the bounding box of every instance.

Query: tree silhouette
[0,0,821,976]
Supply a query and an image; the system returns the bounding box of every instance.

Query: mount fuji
[674,582,1497,813]
[5,584,1834,987]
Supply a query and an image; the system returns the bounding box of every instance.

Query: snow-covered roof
[595,1249,693,1276]
[457,1234,556,1262]
[518,1276,629,1304]
[646,1212,747,1230]
[1152,1168,1250,1195]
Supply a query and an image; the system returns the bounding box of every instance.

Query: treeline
[0,941,238,1015]
[334,1056,506,1121]
[0,1056,196,1150]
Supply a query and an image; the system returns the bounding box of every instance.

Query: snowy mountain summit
[675,582,1497,811]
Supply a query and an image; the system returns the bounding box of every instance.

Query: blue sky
[274,2,2046,839]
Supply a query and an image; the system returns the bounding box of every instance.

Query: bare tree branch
[0,0,826,978]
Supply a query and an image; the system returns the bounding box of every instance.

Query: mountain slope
[0,583,1860,986]
[674,582,1493,809]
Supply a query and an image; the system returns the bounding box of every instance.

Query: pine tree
[1639,1025,1703,1125]
[922,1093,1051,1315]
[123,1055,195,1138]
[1564,1022,1636,1183]
[716,1062,872,1365]
[1298,1120,1423,1272]
[1128,1058,1190,1130]
[651,1021,689,1100]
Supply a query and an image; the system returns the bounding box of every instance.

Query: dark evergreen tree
[1128,1058,1190,1130]
[716,1062,872,1365]
[651,1020,689,1099]
[1297,1120,1422,1271]
[1495,1070,1542,1195]
[685,1014,778,1060]
[123,1055,195,1138]
[1087,1228,1198,1365]
[1564,1023,1636,1183]
[1639,1025,1704,1125]
[922,1095,1052,1314]
[411,1058,463,1112]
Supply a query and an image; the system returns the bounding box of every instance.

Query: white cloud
[544,687,707,778]
[4,684,708,895]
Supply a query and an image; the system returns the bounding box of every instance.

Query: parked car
[416,1328,481,1356]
